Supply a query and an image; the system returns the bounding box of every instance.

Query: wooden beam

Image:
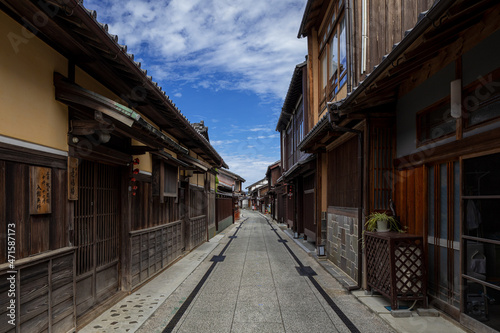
[129,146,158,155]
[70,119,115,136]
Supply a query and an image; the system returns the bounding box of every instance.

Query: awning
[54,73,188,156]
[151,150,192,168]
[281,154,316,180]
[178,154,209,173]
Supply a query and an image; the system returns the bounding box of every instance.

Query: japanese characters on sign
[68,157,79,200]
[29,166,52,214]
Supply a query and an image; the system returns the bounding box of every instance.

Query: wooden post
[205,174,209,241]
[183,182,191,251]
[120,166,132,292]
[316,153,322,246]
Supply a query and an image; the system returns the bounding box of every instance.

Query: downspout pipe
[326,103,363,289]
[346,0,353,92]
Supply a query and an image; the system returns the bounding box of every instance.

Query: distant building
[265,161,282,222]
[246,179,268,212]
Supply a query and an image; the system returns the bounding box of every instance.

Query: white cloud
[246,134,279,140]
[211,139,241,147]
[174,93,182,98]
[84,0,307,99]
[222,153,275,187]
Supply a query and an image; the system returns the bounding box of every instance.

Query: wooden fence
[130,220,183,288]
[216,196,233,223]
[189,215,207,250]
[0,248,75,333]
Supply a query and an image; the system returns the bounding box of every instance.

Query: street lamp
[317,244,326,256]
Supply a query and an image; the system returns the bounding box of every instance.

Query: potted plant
[365,212,404,233]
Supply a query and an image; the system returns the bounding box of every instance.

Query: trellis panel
[365,231,427,310]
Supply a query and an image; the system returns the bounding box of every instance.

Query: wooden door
[303,174,315,240]
[75,160,120,318]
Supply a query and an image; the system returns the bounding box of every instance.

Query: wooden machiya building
[276,62,317,243]
[297,0,500,332]
[245,179,267,212]
[265,161,282,222]
[0,1,228,332]
[214,168,245,236]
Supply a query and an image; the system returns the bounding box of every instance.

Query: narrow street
[125,210,394,333]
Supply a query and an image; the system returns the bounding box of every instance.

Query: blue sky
[84,0,307,186]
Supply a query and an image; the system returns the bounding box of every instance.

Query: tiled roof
[276,61,306,132]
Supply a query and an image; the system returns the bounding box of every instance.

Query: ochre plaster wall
[0,11,68,151]
[75,66,127,106]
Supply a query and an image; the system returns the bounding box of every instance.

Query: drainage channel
[162,220,245,333]
[265,218,361,333]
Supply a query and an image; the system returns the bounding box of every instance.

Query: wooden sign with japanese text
[68,157,79,200]
[30,166,52,214]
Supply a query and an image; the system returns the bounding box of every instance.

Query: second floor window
[319,2,347,112]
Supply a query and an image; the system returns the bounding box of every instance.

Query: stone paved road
[138,210,395,333]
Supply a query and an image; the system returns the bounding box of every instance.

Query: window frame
[463,67,500,131]
[318,1,347,112]
[416,96,456,147]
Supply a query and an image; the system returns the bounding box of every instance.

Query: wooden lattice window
[327,136,359,208]
[370,123,394,211]
[416,97,455,146]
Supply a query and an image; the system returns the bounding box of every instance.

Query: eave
[276,62,306,132]
[297,0,324,38]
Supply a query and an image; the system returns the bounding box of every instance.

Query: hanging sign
[68,157,79,200]
[30,166,52,214]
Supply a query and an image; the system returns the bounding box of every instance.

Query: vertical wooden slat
[406,169,416,234]
[433,165,440,296]
[398,169,407,227]
[0,161,5,263]
[447,162,454,302]
[415,166,424,236]
[7,163,29,259]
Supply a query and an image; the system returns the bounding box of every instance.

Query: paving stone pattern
[137,211,395,333]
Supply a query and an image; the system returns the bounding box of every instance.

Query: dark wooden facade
[277,62,318,242]
[266,161,282,222]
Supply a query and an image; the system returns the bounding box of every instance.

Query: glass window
[462,152,500,332]
[466,96,500,127]
[330,31,338,83]
[417,98,456,145]
[339,16,347,76]
[464,70,500,128]
[427,161,461,308]
[317,2,347,108]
